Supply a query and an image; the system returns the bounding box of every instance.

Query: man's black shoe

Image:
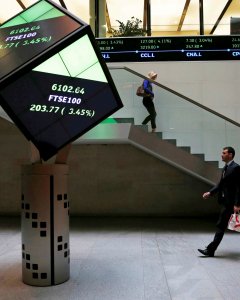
[198,248,215,257]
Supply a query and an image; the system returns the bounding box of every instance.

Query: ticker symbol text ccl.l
[140,53,155,58]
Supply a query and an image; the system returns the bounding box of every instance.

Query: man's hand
[234,205,240,213]
[203,192,210,199]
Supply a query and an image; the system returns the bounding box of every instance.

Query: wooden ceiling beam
[16,0,26,10]
[177,0,191,31]
[106,2,112,33]
[143,0,148,30]
[143,0,151,36]
[59,0,67,10]
[210,0,232,34]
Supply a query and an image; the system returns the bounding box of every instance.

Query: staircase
[77,120,221,186]
[116,117,220,184]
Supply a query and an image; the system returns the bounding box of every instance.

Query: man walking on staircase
[198,146,240,257]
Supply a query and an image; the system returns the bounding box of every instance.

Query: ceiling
[0,0,240,35]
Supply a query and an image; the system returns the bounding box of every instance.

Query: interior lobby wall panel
[68,144,217,217]
[0,118,218,217]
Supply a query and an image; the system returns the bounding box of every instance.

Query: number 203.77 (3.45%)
[29,104,95,117]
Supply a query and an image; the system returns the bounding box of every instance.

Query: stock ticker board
[97,35,240,62]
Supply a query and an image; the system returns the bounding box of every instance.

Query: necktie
[223,164,228,178]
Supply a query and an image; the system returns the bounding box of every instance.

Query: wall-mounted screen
[97,35,240,62]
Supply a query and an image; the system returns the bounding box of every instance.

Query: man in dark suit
[198,146,240,257]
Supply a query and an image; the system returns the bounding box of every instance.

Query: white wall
[109,60,240,124]
[109,60,240,166]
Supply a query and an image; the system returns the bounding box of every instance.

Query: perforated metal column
[21,164,69,286]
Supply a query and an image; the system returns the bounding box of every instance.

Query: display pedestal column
[21,164,69,286]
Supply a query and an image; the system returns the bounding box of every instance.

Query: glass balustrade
[109,67,240,167]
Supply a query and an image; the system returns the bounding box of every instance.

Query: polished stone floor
[0,216,240,300]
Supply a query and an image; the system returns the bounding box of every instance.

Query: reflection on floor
[0,216,240,300]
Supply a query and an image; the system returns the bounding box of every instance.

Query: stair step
[136,124,148,132]
[193,153,205,160]
[206,161,219,168]
[179,146,191,153]
[164,139,177,146]
[114,118,134,124]
[156,132,163,139]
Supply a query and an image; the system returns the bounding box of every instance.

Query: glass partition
[109,67,240,167]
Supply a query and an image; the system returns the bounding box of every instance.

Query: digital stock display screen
[97,35,240,62]
[0,0,123,160]
[0,0,82,84]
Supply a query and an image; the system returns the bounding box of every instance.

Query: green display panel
[0,0,82,84]
[0,0,123,160]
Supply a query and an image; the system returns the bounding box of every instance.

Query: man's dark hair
[223,146,235,158]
